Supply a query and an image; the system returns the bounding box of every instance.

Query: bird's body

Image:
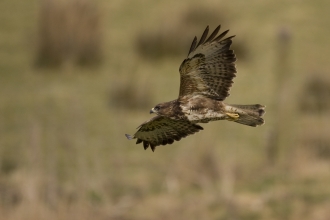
[125,25,265,151]
[180,95,228,123]
[159,96,227,123]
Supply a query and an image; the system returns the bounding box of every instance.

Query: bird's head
[150,104,162,115]
[150,102,171,116]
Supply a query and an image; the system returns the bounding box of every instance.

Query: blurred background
[1,0,330,219]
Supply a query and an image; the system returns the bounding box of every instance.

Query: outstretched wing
[125,116,203,152]
[179,25,237,100]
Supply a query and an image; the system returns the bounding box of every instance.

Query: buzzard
[125,25,265,151]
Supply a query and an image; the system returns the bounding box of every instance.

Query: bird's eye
[154,106,160,110]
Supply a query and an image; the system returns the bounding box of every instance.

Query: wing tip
[205,25,221,43]
[125,134,134,140]
[187,25,235,56]
[188,36,198,56]
[194,124,204,130]
[196,25,210,48]
[142,141,156,152]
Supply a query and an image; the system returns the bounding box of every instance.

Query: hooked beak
[150,108,155,114]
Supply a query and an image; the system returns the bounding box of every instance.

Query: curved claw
[226,113,239,121]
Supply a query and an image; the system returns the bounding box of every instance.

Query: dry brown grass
[299,75,330,113]
[36,0,103,67]
[135,6,248,63]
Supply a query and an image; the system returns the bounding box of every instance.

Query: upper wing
[125,116,203,152]
[179,25,237,101]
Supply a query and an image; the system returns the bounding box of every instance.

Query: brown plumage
[125,25,265,151]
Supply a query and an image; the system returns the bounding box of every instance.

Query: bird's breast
[180,96,226,123]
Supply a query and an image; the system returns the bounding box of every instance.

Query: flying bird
[125,25,265,151]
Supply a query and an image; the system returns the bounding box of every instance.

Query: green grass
[1,0,330,219]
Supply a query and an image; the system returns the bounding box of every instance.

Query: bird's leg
[226,112,239,121]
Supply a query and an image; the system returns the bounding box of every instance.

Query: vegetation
[1,0,330,219]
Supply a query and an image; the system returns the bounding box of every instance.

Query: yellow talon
[226,113,239,121]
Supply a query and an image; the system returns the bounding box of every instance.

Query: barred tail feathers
[225,104,265,127]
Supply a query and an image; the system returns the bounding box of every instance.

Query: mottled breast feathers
[179,25,237,101]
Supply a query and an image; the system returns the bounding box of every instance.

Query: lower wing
[125,116,203,151]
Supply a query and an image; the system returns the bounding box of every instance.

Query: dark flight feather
[196,26,209,48]
[213,29,230,42]
[188,36,197,56]
[205,25,220,43]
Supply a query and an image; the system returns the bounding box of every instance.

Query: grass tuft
[299,75,330,113]
[36,0,103,68]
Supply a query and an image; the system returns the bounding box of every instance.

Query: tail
[225,104,265,127]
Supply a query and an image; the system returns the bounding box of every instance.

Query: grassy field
[1,0,330,219]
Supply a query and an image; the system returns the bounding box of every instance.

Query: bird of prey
[125,25,265,151]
